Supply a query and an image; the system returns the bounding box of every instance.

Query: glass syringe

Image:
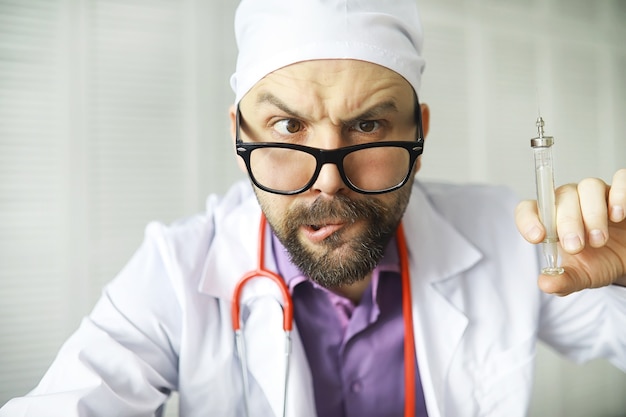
[531,117,564,275]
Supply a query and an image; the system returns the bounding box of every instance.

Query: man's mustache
[286,195,388,226]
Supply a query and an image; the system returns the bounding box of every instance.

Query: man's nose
[310,161,347,196]
[309,130,348,196]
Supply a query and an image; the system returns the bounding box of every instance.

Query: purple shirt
[271,232,428,417]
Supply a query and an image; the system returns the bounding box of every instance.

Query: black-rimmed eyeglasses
[235,100,424,195]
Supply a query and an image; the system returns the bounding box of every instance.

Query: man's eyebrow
[256,93,304,118]
[255,92,398,121]
[350,101,399,122]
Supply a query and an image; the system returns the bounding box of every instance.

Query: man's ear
[229,104,237,141]
[420,102,430,139]
[229,104,247,174]
[412,102,430,175]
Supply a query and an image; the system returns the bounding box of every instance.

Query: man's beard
[261,189,411,289]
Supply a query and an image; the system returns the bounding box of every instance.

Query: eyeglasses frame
[235,97,425,195]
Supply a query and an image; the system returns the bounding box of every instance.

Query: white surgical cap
[230,0,426,105]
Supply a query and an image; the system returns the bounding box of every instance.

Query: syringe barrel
[532,142,557,241]
[531,118,563,274]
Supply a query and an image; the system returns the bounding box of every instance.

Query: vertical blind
[1,1,240,414]
[0,0,69,400]
[0,1,203,415]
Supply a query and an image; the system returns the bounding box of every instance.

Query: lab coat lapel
[243,300,316,417]
[238,223,316,417]
[403,183,483,417]
[197,190,316,416]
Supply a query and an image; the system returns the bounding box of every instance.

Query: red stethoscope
[231,214,416,417]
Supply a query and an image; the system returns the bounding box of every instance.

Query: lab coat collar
[403,181,483,284]
[197,182,264,302]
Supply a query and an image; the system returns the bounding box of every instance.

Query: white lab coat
[2,180,625,417]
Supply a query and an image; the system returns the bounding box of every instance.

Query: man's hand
[515,168,626,296]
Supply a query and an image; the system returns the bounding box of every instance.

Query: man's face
[234,59,423,289]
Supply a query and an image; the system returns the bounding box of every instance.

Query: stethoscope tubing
[397,222,416,417]
[232,216,293,332]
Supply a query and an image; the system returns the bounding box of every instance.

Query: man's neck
[329,273,372,304]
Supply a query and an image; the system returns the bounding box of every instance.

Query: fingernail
[589,229,606,247]
[527,226,542,242]
[610,205,625,222]
[563,233,582,252]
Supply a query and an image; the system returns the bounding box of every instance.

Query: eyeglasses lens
[248,146,410,193]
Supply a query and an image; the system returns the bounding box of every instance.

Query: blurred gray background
[0,0,625,416]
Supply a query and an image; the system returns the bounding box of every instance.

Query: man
[2,0,625,416]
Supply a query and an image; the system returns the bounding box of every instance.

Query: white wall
[0,0,624,416]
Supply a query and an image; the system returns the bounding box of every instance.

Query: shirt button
[350,380,363,393]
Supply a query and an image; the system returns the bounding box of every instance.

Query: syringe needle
[531,117,564,275]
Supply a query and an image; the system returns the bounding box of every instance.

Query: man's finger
[609,168,626,223]
[515,199,544,244]
[577,178,609,248]
[555,183,585,254]
[537,269,591,296]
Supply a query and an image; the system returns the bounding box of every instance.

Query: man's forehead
[243,59,413,107]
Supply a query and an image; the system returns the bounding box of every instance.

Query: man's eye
[355,120,379,133]
[274,119,302,135]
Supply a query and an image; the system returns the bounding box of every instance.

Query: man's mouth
[302,222,345,243]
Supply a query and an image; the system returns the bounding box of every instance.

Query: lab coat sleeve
[0,221,187,417]
[424,181,626,372]
[538,276,626,372]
